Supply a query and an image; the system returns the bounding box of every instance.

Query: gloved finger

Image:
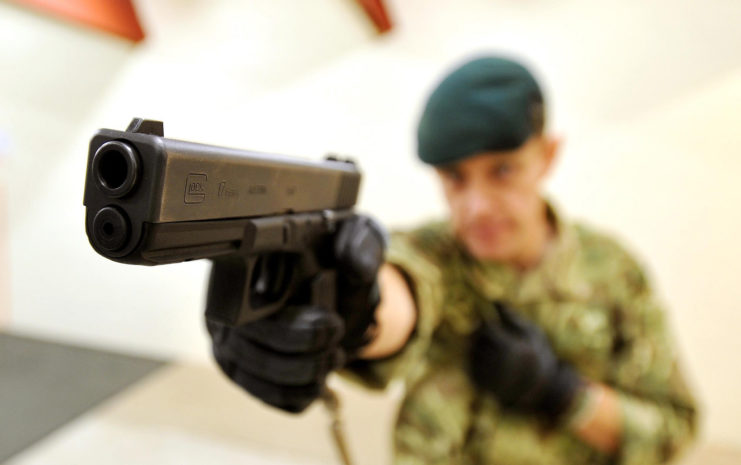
[213,305,345,354]
[470,323,511,382]
[213,333,344,386]
[334,215,387,283]
[471,322,517,366]
[206,317,228,343]
[493,301,532,335]
[473,316,512,348]
[470,330,518,390]
[218,359,324,414]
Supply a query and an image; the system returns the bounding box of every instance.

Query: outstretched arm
[358,263,417,360]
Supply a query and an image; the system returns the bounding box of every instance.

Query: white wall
[2,0,741,448]
[0,133,9,325]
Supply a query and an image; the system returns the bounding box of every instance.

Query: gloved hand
[207,305,344,413]
[207,214,386,413]
[469,301,584,423]
[333,214,387,354]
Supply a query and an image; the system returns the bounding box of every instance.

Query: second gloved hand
[469,301,584,423]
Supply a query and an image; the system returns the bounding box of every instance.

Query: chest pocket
[521,300,616,380]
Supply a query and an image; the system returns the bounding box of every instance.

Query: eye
[491,162,514,179]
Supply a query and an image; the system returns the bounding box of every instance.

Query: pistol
[83,118,362,326]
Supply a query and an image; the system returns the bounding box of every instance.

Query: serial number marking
[248,184,267,195]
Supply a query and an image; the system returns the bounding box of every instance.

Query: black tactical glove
[469,301,584,423]
[207,305,344,413]
[333,214,386,354]
[207,214,386,413]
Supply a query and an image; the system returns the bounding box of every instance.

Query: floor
[0,331,395,465]
[0,333,164,463]
[1,331,738,465]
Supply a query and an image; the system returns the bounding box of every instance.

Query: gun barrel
[92,140,141,198]
[83,119,361,265]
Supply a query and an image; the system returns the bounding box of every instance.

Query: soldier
[208,55,698,464]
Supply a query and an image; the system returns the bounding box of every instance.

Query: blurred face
[435,135,559,266]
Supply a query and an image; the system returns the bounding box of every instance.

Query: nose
[462,187,495,221]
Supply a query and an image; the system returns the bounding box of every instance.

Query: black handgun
[83,118,362,326]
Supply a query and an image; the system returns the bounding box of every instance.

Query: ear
[537,134,561,180]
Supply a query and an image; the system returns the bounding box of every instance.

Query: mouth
[465,222,511,243]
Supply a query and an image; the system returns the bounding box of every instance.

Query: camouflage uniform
[344,204,698,465]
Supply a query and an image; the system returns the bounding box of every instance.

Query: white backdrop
[2,0,740,448]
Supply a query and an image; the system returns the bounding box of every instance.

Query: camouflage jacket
[343,205,698,465]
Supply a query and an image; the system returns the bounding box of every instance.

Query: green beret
[417,56,544,165]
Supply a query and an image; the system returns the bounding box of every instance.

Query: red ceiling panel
[9,0,145,42]
[356,0,392,34]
